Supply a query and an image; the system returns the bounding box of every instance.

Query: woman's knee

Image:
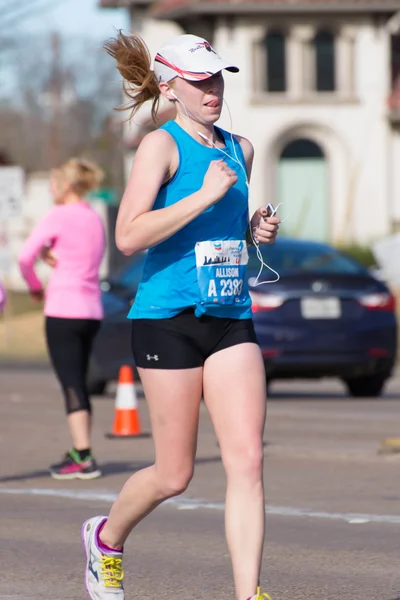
[64,386,91,414]
[223,442,264,482]
[156,464,194,499]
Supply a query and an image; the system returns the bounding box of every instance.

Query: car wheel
[87,378,107,396]
[344,374,388,398]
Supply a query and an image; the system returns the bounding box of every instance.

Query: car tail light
[368,348,389,358]
[262,349,280,358]
[250,292,285,312]
[358,292,396,312]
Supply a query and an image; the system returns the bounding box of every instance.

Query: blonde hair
[104,31,160,122]
[53,158,104,197]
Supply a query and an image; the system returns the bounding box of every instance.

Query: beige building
[100,0,400,246]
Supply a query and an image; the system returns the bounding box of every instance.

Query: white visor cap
[151,34,239,83]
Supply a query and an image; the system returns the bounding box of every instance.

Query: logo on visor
[189,41,217,55]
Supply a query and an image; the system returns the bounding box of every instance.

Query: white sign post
[372,234,400,288]
[0,166,24,277]
[0,166,24,219]
[0,166,24,350]
[0,226,11,277]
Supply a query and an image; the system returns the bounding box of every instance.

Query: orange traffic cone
[106,366,149,439]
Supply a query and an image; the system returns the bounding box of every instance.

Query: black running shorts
[131,308,258,369]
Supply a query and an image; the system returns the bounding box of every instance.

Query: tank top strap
[160,120,192,163]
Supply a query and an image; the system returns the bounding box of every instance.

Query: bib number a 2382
[195,240,248,306]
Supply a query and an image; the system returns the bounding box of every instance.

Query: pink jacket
[18,202,106,319]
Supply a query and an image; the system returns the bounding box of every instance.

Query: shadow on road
[268,391,400,401]
[0,455,223,484]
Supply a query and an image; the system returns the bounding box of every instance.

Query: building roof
[99,0,400,20]
[151,0,400,20]
[100,0,400,9]
[99,0,150,7]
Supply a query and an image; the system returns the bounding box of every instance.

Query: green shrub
[3,290,42,317]
[335,244,377,268]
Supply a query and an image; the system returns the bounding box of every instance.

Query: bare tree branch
[0,32,124,186]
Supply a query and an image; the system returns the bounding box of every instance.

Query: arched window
[314,30,335,92]
[265,30,286,92]
[391,34,400,88]
[278,137,329,241]
[280,138,325,159]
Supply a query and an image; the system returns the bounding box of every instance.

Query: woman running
[82,32,279,600]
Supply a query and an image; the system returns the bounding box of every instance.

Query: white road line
[1,486,400,525]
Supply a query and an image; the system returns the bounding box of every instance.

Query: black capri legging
[45,317,101,415]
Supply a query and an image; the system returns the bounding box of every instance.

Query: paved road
[1,368,400,600]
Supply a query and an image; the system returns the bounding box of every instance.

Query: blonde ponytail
[104,31,160,122]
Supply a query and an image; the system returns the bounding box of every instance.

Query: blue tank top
[128,120,253,320]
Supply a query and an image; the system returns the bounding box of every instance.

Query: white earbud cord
[223,99,281,285]
[173,93,284,284]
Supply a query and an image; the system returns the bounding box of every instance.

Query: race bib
[195,240,248,306]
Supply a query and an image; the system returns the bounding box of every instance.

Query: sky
[0,0,129,96]
[18,0,128,40]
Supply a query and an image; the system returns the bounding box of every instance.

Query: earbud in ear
[170,90,178,100]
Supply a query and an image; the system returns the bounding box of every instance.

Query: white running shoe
[81,516,124,600]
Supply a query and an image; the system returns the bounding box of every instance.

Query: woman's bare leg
[203,343,267,600]
[100,367,203,548]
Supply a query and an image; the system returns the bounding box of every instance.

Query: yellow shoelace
[252,586,273,600]
[99,555,124,588]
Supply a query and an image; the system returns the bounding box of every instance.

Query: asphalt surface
[1,367,400,600]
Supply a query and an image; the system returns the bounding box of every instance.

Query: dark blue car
[248,239,397,396]
[87,253,146,394]
[88,238,397,397]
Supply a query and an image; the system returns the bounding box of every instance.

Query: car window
[248,243,366,275]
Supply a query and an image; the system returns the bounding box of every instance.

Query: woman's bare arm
[116,129,237,255]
